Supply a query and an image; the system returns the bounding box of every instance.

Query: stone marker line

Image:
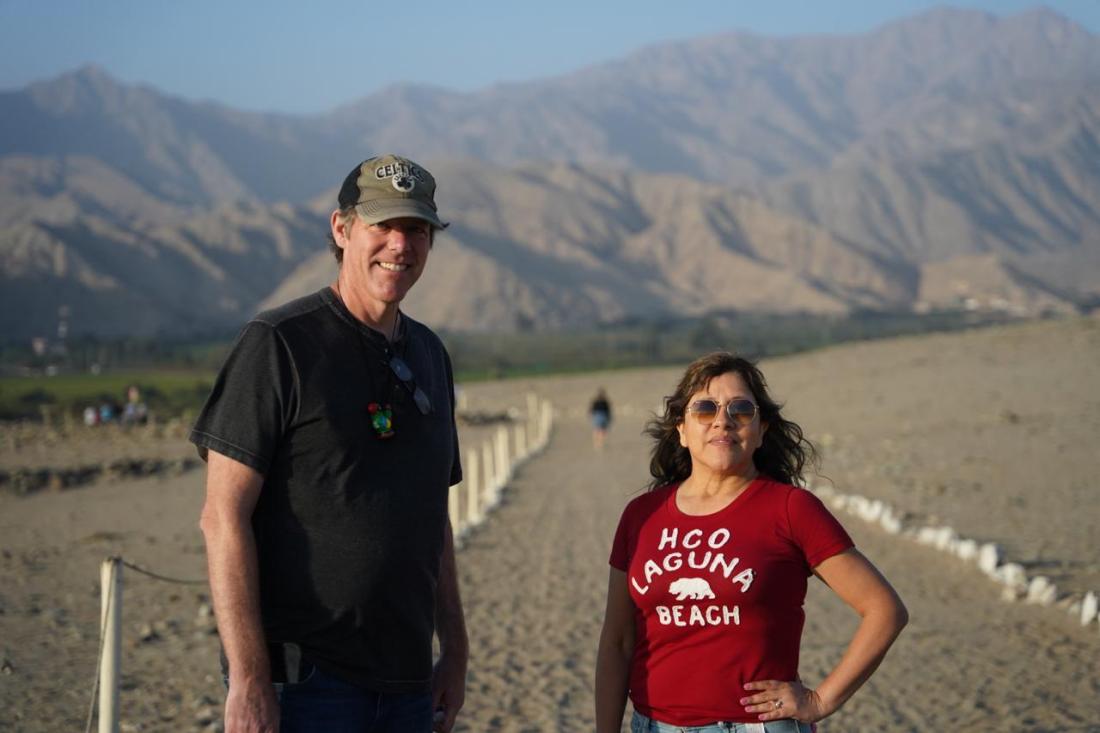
[450,393,554,546]
[806,483,1100,637]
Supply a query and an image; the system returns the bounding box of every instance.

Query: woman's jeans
[631,709,813,733]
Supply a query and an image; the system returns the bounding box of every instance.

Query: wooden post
[541,401,553,446]
[495,427,510,490]
[99,557,122,733]
[465,449,480,526]
[481,442,496,510]
[526,392,539,443]
[515,423,527,463]
[448,479,462,536]
[529,400,542,451]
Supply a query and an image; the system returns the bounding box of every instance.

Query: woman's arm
[594,568,636,733]
[742,548,908,722]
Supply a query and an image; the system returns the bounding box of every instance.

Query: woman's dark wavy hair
[645,352,818,490]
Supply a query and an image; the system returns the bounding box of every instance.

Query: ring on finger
[774,700,783,710]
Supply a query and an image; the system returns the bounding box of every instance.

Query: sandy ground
[1,317,1098,731]
[0,418,195,471]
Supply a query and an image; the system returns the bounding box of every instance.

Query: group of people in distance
[83,384,148,427]
[193,153,907,733]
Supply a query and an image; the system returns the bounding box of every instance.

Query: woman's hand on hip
[740,679,827,723]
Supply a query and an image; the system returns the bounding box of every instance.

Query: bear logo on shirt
[668,577,715,601]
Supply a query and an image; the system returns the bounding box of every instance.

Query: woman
[595,353,907,732]
[590,388,613,450]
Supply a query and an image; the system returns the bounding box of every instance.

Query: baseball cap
[337,154,448,229]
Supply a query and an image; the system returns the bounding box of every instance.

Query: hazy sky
[1,1,1096,114]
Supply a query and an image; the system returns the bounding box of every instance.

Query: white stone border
[450,393,554,547]
[806,483,1099,636]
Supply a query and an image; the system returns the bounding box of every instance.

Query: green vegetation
[443,308,1022,381]
[0,308,1025,422]
[0,370,215,421]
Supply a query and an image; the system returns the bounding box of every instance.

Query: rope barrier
[82,556,208,733]
[119,558,207,585]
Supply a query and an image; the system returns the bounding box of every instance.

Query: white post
[495,427,510,489]
[526,392,539,442]
[541,401,553,446]
[448,480,462,536]
[465,449,480,527]
[514,423,527,463]
[530,400,543,451]
[99,557,122,733]
[481,442,496,510]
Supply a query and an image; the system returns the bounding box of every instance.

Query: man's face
[334,214,432,308]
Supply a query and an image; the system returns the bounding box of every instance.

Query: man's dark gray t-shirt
[191,287,462,693]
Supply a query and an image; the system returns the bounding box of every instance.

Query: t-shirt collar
[320,286,407,348]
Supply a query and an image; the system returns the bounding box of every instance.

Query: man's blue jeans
[274,664,433,733]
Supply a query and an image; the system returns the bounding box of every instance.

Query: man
[194,154,468,733]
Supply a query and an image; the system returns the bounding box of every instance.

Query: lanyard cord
[333,281,403,403]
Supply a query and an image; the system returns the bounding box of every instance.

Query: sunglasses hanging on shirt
[364,356,432,440]
[388,355,433,416]
[351,309,432,439]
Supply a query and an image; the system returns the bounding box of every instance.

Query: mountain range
[1,6,1098,339]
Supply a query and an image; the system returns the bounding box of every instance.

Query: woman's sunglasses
[686,398,758,426]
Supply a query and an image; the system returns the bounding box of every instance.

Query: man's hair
[327,209,435,264]
[327,206,357,264]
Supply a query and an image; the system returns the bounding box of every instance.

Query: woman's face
[676,371,767,480]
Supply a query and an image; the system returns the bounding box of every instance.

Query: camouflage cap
[337,154,448,229]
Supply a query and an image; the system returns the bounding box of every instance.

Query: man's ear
[330,210,351,249]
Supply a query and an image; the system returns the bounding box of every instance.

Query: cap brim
[355,200,448,229]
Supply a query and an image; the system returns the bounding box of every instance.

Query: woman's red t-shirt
[609,477,853,726]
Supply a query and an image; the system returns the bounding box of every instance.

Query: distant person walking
[595,352,907,732]
[193,154,468,733]
[589,388,613,450]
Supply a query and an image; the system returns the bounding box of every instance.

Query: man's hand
[430,651,467,732]
[224,677,280,733]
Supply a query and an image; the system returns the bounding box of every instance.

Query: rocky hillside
[1,7,1097,338]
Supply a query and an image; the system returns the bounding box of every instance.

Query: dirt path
[454,409,650,732]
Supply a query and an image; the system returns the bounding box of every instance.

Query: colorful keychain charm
[367,402,395,439]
